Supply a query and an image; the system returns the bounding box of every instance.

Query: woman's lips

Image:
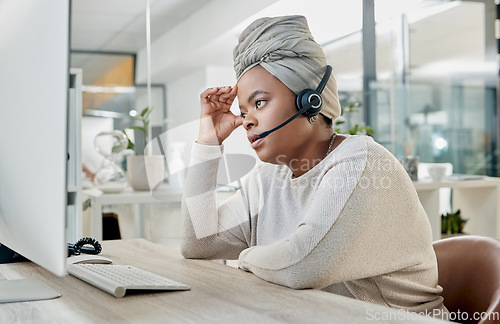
[248,134,265,149]
[251,137,265,149]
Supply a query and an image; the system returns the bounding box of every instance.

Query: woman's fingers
[200,87,219,105]
[217,85,238,107]
[225,85,238,106]
[201,87,232,105]
[211,87,231,104]
[200,85,238,120]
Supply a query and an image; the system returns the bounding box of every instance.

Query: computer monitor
[0,0,70,302]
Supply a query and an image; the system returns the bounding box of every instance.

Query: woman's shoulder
[339,135,406,178]
[323,135,396,174]
[327,134,369,162]
[334,135,393,158]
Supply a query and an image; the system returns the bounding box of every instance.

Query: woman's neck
[288,130,336,178]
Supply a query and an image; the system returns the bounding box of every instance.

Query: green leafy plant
[441,209,468,234]
[335,101,376,136]
[122,106,152,152]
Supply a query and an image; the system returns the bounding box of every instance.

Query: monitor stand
[0,279,61,303]
[0,245,61,303]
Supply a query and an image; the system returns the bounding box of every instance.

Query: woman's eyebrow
[247,90,269,103]
[239,90,270,110]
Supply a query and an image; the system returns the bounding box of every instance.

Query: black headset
[258,65,332,139]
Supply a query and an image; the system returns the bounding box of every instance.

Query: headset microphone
[258,65,332,139]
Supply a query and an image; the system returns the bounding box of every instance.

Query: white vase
[126,155,165,191]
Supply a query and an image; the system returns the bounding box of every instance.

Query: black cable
[68,237,102,256]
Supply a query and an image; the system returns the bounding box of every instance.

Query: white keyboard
[67,263,190,298]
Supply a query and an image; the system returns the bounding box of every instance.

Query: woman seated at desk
[181,15,448,318]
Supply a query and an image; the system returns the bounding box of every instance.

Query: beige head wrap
[233,15,341,121]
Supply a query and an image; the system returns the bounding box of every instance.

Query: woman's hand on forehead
[210,86,237,108]
[198,85,243,145]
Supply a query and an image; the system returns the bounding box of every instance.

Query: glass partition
[372,0,497,175]
[324,0,497,175]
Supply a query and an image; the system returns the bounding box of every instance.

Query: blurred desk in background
[413,177,500,240]
[82,186,183,241]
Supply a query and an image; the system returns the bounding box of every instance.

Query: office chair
[433,235,500,324]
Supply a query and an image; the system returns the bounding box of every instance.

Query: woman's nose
[243,111,257,130]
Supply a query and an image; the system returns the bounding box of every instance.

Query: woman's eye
[240,112,247,118]
[255,100,265,108]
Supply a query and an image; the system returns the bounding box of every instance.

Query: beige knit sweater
[181,135,448,316]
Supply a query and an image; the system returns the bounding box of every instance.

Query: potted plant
[335,101,376,136]
[123,106,165,191]
[441,209,468,238]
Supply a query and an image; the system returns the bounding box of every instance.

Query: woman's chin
[256,150,288,166]
[255,150,273,164]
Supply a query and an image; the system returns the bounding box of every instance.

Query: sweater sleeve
[238,139,433,290]
[180,142,254,260]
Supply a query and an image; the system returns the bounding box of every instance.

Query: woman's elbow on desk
[256,270,322,290]
[239,259,326,290]
[180,236,246,260]
[180,240,209,259]
[280,275,319,290]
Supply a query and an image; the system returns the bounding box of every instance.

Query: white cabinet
[414,178,500,241]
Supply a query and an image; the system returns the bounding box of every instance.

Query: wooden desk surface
[0,239,447,323]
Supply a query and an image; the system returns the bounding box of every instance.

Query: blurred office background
[71,0,498,244]
[70,0,498,176]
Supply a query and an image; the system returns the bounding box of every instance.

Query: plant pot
[126,155,165,191]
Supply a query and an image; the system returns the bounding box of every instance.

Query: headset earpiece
[296,89,323,117]
[295,65,332,118]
